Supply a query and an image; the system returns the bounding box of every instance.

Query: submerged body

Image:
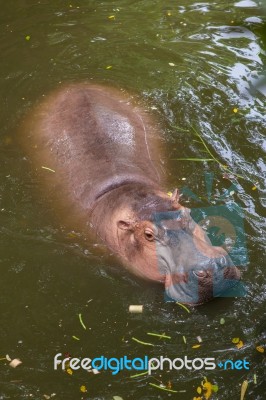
[23,83,240,304]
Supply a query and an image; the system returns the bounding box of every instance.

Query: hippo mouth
[162,256,241,305]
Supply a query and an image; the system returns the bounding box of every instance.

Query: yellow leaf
[233,108,238,113]
[256,346,264,353]
[252,186,257,191]
[240,380,248,400]
[108,15,115,19]
[197,386,202,394]
[80,385,87,393]
[232,337,240,344]
[167,191,172,197]
[192,344,201,349]
[202,381,213,400]
[66,368,73,375]
[236,340,244,349]
[106,65,112,69]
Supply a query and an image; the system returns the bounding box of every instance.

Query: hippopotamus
[22,83,240,305]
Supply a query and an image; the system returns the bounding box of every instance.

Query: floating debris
[129,305,143,313]
[147,332,171,339]
[176,302,190,313]
[132,337,154,346]
[80,385,87,393]
[130,370,149,378]
[256,345,264,353]
[41,166,55,173]
[240,380,248,400]
[9,358,22,368]
[149,382,178,393]
[78,313,87,330]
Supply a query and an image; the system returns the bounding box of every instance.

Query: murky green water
[0,1,265,399]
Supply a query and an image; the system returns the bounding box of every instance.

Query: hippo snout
[164,252,241,305]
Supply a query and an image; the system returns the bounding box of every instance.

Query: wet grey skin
[152,208,241,305]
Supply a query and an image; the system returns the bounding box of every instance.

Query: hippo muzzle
[153,208,241,305]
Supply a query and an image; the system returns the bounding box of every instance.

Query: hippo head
[114,186,241,305]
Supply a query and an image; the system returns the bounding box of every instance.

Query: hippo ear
[171,188,180,202]
[117,220,134,231]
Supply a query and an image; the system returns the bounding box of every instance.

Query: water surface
[0,1,265,399]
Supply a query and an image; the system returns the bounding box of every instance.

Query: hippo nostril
[193,270,208,279]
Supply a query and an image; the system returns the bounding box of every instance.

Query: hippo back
[23,84,164,214]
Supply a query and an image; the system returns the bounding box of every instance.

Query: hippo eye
[144,228,154,241]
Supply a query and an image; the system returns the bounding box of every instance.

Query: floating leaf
[106,65,112,69]
[197,386,202,394]
[169,62,175,66]
[236,340,244,349]
[192,344,201,349]
[108,15,115,19]
[252,186,257,191]
[253,374,257,384]
[130,370,149,378]
[147,332,171,339]
[182,335,187,344]
[173,157,214,162]
[80,385,87,393]
[113,396,123,400]
[78,313,87,330]
[202,380,213,400]
[25,35,31,41]
[256,345,264,353]
[197,336,202,343]
[132,337,154,346]
[233,108,238,113]
[212,384,218,393]
[176,302,190,313]
[232,337,240,344]
[72,335,80,341]
[240,380,248,400]
[167,191,172,197]
[42,166,55,173]
[66,368,73,375]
